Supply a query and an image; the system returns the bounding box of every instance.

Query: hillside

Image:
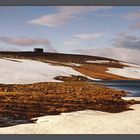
[0,58,95,84]
[0,51,140,81]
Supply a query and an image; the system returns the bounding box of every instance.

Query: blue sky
[0,6,140,64]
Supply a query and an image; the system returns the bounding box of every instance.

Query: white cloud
[74,33,103,40]
[28,13,72,27]
[28,6,112,27]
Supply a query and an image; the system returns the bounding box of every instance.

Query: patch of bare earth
[75,63,137,80]
[0,82,139,127]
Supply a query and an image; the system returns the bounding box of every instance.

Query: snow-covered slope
[107,62,140,79]
[1,57,140,84]
[0,58,95,84]
[0,97,140,134]
[121,62,140,68]
[86,60,111,64]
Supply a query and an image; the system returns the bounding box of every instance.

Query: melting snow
[46,60,81,67]
[0,97,140,134]
[121,62,140,68]
[86,60,111,64]
[107,62,140,79]
[0,58,95,84]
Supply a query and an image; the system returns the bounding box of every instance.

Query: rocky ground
[0,82,140,127]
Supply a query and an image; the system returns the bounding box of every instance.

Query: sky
[0,6,140,64]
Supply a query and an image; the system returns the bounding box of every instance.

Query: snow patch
[107,66,140,79]
[121,62,140,68]
[86,60,111,64]
[67,63,81,67]
[0,97,140,134]
[46,60,81,67]
[0,58,96,84]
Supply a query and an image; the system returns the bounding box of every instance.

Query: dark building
[34,48,44,53]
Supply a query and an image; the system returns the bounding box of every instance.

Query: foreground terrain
[0,82,139,127]
[1,97,140,134]
[0,52,140,133]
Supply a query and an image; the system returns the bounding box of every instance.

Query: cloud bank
[112,33,140,50]
[0,37,57,52]
[75,47,140,65]
[74,33,140,65]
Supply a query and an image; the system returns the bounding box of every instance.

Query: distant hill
[0,51,140,81]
